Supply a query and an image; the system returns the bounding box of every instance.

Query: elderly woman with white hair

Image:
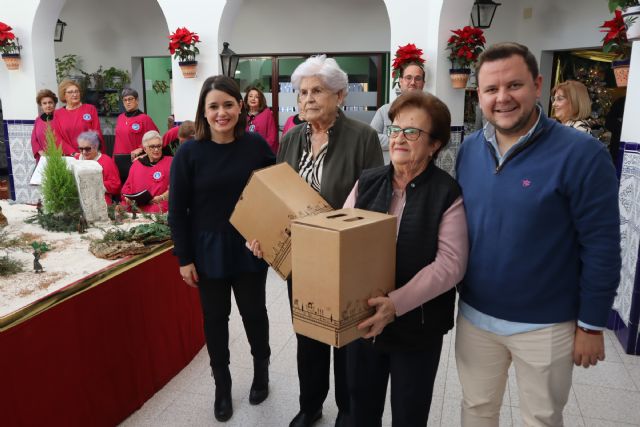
[249,55,383,427]
[121,130,171,213]
[75,130,121,205]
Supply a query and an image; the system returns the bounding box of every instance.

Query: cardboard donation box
[291,208,396,347]
[230,163,332,280]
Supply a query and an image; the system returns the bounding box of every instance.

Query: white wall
[228,0,389,54]
[55,0,169,73]
[621,41,640,143]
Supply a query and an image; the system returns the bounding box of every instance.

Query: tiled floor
[121,269,640,426]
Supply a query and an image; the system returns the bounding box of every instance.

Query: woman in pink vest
[31,89,60,162]
[55,80,104,155]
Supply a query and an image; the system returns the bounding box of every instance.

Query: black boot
[212,367,233,422]
[249,357,269,405]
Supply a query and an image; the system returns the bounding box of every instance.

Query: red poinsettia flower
[168,27,201,62]
[446,26,486,69]
[391,43,426,87]
[0,21,16,45]
[600,10,630,60]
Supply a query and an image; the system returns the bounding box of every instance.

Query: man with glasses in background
[371,44,426,163]
[121,130,171,213]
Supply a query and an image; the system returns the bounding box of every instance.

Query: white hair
[142,130,162,147]
[77,131,100,149]
[291,55,348,95]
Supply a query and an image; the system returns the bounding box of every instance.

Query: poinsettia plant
[447,26,486,70]
[391,43,425,87]
[168,27,201,63]
[600,9,631,60]
[0,22,20,55]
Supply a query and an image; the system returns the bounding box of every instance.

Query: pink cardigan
[344,181,468,316]
[247,108,278,153]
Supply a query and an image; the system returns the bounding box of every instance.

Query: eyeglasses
[402,75,424,83]
[386,125,430,141]
[78,146,93,152]
[550,95,566,103]
[123,96,136,102]
[145,144,163,150]
[65,90,80,95]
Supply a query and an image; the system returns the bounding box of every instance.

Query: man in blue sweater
[455,42,620,426]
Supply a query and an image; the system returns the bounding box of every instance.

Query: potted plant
[168,27,201,78]
[608,0,640,41]
[446,26,486,89]
[600,9,632,87]
[391,43,426,91]
[0,22,21,70]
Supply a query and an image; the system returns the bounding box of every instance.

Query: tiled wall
[612,141,640,354]
[435,125,464,178]
[3,120,40,204]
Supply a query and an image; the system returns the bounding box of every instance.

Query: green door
[143,57,172,134]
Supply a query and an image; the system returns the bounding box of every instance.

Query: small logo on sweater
[153,171,162,180]
[522,179,531,188]
[82,113,92,121]
[131,123,141,131]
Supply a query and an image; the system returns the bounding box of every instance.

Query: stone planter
[178,61,197,79]
[2,53,21,70]
[623,5,640,41]
[449,68,471,89]
[612,59,630,88]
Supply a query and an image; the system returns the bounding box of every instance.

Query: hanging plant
[0,21,22,70]
[168,27,201,63]
[152,80,169,94]
[391,43,425,88]
[446,26,486,70]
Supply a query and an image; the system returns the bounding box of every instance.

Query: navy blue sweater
[168,133,275,278]
[456,115,620,327]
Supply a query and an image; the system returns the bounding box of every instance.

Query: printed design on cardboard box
[292,297,373,333]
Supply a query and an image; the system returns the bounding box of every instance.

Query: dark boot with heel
[212,367,233,422]
[249,357,269,405]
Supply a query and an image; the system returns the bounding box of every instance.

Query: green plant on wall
[55,54,81,83]
[152,80,169,94]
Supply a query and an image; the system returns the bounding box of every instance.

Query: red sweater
[31,114,61,161]
[55,104,104,154]
[74,153,122,205]
[121,156,172,213]
[246,108,278,153]
[162,126,179,147]
[113,112,158,155]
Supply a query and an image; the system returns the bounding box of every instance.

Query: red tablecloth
[0,247,204,427]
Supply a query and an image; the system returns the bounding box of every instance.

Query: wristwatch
[578,326,603,335]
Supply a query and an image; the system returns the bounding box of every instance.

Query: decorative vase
[178,60,197,78]
[2,53,21,70]
[449,69,471,89]
[623,5,640,41]
[612,59,630,88]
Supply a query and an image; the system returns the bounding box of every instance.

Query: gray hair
[77,131,100,149]
[291,55,348,95]
[142,130,162,147]
[121,88,138,99]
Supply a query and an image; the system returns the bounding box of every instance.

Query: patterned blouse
[298,124,332,192]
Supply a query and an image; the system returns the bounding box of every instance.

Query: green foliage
[0,255,23,276]
[0,230,21,249]
[41,125,80,217]
[152,80,169,94]
[31,241,50,253]
[55,54,81,83]
[609,0,639,13]
[95,222,171,245]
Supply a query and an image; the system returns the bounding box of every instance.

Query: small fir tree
[40,124,80,216]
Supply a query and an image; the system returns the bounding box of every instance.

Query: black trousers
[287,278,350,414]
[346,335,443,427]
[198,270,270,370]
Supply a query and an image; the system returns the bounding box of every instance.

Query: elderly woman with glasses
[248,54,383,427]
[74,130,121,205]
[371,44,426,163]
[55,79,104,156]
[551,80,592,133]
[121,130,171,213]
[343,91,468,427]
[113,88,159,160]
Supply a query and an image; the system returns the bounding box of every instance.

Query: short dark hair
[399,62,425,79]
[388,91,451,159]
[476,42,539,85]
[244,86,267,113]
[36,89,58,106]
[194,76,246,141]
